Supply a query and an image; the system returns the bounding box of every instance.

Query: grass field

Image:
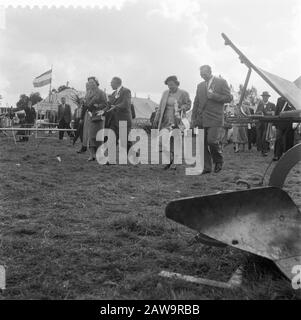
[0,133,300,300]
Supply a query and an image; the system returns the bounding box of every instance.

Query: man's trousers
[203,127,223,172]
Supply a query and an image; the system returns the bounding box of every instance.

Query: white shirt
[115,86,123,98]
[206,76,215,91]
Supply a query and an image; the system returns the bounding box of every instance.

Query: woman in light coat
[153,75,191,169]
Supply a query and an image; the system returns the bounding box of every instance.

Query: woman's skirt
[82,112,90,147]
[160,105,175,129]
[233,125,248,144]
[88,118,105,148]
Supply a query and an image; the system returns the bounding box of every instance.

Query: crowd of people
[63,65,233,173]
[3,101,37,142]
[224,91,296,162]
[2,64,299,173]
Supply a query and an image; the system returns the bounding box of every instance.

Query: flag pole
[49,64,53,102]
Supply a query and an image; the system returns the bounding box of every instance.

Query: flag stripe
[35,69,52,79]
[33,73,51,83]
[33,78,51,88]
[33,69,52,87]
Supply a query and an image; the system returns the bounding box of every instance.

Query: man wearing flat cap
[255,91,276,156]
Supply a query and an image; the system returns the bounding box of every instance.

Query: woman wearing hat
[153,75,191,169]
[82,76,108,161]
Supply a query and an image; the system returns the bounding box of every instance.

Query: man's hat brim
[261,92,271,97]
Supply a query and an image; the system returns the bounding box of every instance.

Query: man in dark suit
[191,65,233,174]
[58,97,73,140]
[21,100,36,142]
[106,77,132,152]
[273,97,294,161]
[255,91,276,156]
[24,101,36,125]
[131,103,136,119]
[150,107,158,127]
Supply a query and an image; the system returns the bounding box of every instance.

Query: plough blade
[166,187,301,279]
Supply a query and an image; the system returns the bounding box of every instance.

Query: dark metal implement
[166,187,301,279]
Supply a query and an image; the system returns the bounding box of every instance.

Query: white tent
[131,97,158,119]
[34,91,158,120]
[33,88,85,115]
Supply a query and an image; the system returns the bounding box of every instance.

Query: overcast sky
[0,0,300,106]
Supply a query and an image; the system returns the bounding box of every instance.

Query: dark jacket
[108,87,132,130]
[255,101,276,115]
[191,76,232,128]
[131,103,136,119]
[274,97,293,130]
[81,88,108,120]
[25,106,36,124]
[150,111,157,126]
[58,103,72,123]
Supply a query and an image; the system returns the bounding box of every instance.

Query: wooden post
[49,65,53,97]
[35,106,38,139]
[238,68,252,116]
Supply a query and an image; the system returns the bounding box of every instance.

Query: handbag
[91,110,105,122]
[91,104,109,122]
[176,110,190,131]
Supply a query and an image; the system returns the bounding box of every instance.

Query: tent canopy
[34,90,158,119]
[33,88,85,114]
[131,97,158,119]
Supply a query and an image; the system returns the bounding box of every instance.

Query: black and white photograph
[0,0,300,305]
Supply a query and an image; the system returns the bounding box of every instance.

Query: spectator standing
[106,77,133,155]
[57,97,73,140]
[191,65,232,173]
[273,97,295,160]
[153,75,191,169]
[232,104,249,152]
[85,77,108,161]
[255,91,276,156]
[73,99,84,145]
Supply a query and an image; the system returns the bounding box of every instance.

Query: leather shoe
[262,152,268,157]
[164,163,176,170]
[272,156,279,161]
[77,147,87,153]
[105,161,116,165]
[214,163,223,173]
[202,169,211,174]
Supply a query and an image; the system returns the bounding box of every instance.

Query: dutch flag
[33,69,52,88]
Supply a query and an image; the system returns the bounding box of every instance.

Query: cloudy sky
[0,0,300,106]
